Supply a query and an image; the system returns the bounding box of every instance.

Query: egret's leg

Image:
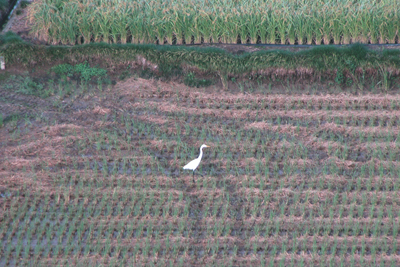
[192,171,195,183]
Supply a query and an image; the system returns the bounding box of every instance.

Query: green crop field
[1,61,400,265]
[28,0,400,45]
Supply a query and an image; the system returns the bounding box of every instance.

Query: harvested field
[1,72,400,266]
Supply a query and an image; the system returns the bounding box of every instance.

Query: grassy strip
[1,32,400,86]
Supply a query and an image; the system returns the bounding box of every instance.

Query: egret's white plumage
[183,144,209,182]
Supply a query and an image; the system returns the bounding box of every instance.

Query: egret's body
[183,144,209,182]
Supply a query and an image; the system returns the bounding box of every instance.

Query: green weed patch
[184,72,213,88]
[1,32,400,88]
[51,61,107,83]
[2,74,52,98]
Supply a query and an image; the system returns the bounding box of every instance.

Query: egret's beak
[205,145,210,147]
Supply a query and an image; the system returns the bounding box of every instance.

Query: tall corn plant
[150,15,164,45]
[56,2,79,45]
[177,10,194,44]
[342,20,352,44]
[199,12,214,43]
[111,4,130,44]
[96,9,112,44]
[348,14,361,43]
[239,11,250,44]
[287,16,296,45]
[265,12,278,44]
[212,14,224,44]
[305,15,315,45]
[192,14,204,44]
[163,14,175,45]
[313,17,323,45]
[127,7,146,44]
[27,0,51,42]
[385,13,399,44]
[359,13,372,44]
[60,15,78,45]
[258,14,268,44]
[222,12,239,44]
[77,3,93,44]
[331,16,342,44]
[47,11,62,45]
[171,11,185,44]
[294,15,307,45]
[276,11,289,45]
[368,16,380,44]
[250,12,264,44]
[321,13,331,45]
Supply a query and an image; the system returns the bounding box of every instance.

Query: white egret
[183,144,210,182]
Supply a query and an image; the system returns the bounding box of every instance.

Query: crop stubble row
[2,85,400,265]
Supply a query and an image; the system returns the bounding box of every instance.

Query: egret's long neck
[198,147,204,160]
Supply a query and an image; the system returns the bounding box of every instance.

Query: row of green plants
[179,96,400,112]
[2,180,399,259]
[1,32,400,88]
[27,0,400,45]
[2,166,400,263]
[2,188,398,251]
